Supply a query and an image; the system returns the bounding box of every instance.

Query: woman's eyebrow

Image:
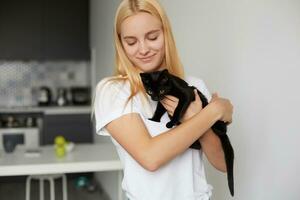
[123,36,136,40]
[123,29,161,39]
[146,29,161,35]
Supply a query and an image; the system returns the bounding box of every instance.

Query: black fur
[140,69,235,196]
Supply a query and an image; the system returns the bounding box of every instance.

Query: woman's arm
[199,129,227,172]
[161,91,231,172]
[105,96,232,171]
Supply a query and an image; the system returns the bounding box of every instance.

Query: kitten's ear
[140,73,146,78]
[140,73,148,82]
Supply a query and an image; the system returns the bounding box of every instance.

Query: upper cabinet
[0,0,43,60]
[0,0,90,61]
[42,0,90,60]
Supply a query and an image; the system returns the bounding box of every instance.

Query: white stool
[25,174,68,200]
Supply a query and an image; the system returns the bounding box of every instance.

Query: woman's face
[120,12,165,72]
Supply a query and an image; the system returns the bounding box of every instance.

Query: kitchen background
[0,61,90,107]
[1,0,300,200]
[0,0,109,199]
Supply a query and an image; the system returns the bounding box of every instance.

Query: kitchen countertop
[0,105,91,115]
[0,143,122,176]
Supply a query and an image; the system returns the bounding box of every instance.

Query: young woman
[93,0,233,199]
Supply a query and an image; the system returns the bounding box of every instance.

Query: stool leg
[25,176,32,200]
[49,178,55,200]
[62,174,68,200]
[40,179,44,200]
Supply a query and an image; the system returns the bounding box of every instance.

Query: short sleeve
[186,76,212,102]
[93,78,140,136]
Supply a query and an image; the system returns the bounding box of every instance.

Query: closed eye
[127,41,136,46]
[148,36,158,41]
[124,37,137,46]
[147,31,160,41]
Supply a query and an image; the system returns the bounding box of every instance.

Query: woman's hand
[160,89,202,123]
[210,93,233,124]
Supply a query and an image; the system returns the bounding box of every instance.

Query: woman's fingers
[161,101,174,116]
[209,92,234,124]
[161,96,178,107]
[161,96,179,117]
[193,89,203,108]
[194,89,199,98]
[210,92,219,102]
[164,95,178,102]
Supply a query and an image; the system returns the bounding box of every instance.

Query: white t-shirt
[94,75,213,200]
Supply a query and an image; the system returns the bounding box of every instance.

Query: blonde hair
[110,0,185,103]
[92,0,185,119]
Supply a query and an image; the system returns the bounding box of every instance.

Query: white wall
[160,0,300,199]
[90,0,120,83]
[90,0,121,143]
[90,1,125,200]
[91,0,300,199]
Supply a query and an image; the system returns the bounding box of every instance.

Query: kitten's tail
[219,133,235,196]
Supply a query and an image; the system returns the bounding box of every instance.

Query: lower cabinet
[42,114,93,145]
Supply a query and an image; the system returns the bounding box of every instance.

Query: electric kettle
[38,86,52,106]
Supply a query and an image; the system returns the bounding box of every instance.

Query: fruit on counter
[54,135,75,157]
[54,135,66,158]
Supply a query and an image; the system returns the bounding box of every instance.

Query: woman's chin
[137,63,163,72]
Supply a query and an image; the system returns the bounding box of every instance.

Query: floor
[0,174,110,200]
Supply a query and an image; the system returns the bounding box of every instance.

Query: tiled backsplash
[0,61,90,107]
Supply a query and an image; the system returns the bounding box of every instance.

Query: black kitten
[140,69,235,196]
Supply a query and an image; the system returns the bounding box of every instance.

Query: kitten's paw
[148,118,160,122]
[166,122,174,128]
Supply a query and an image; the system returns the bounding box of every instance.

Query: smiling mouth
[138,54,156,61]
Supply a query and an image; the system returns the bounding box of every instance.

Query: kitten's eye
[148,90,153,95]
[159,89,165,94]
[161,77,168,83]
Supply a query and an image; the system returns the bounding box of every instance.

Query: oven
[0,127,39,153]
[0,115,41,153]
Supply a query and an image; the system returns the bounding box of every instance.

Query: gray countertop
[0,105,92,115]
[0,143,122,176]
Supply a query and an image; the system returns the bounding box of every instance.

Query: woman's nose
[138,42,150,55]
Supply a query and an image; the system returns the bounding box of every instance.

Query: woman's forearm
[199,129,227,172]
[147,103,220,170]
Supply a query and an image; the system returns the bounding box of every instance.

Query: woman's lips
[138,54,156,62]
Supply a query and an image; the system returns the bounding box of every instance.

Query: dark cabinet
[0,0,43,60]
[42,114,93,145]
[42,0,90,60]
[0,0,90,60]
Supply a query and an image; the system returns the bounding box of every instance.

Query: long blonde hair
[110,0,185,103]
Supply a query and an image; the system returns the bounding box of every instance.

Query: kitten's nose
[152,96,159,101]
[158,96,164,101]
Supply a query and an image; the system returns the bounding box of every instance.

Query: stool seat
[26,174,68,200]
